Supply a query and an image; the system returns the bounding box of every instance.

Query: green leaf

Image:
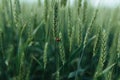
[68,68,85,79]
[32,20,44,36]
[99,63,116,76]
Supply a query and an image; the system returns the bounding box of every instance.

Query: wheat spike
[59,32,65,65]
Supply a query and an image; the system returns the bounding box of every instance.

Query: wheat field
[0,0,120,80]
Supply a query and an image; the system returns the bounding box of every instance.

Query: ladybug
[56,37,61,42]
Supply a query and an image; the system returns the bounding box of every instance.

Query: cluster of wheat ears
[0,0,120,80]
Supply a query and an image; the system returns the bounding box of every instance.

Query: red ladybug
[56,38,61,42]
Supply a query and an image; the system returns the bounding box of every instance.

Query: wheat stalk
[43,42,48,69]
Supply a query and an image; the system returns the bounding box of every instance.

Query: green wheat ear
[116,32,120,79]
[13,0,21,28]
[43,42,48,69]
[77,18,82,47]
[53,1,59,39]
[104,31,119,80]
[44,0,48,22]
[38,0,41,7]
[59,32,65,65]
[67,3,72,42]
[93,33,99,57]
[117,33,120,59]
[100,29,107,68]
[82,0,88,24]
[78,0,82,14]
[61,0,67,7]
[94,29,108,79]
[93,26,101,57]
[69,26,75,52]
[15,0,21,13]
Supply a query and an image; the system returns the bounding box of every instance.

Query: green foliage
[0,0,120,80]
